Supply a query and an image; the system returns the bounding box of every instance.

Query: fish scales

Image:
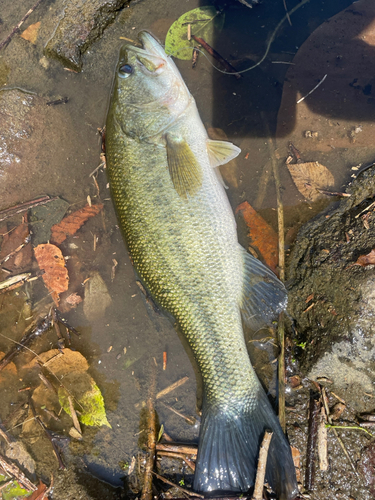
[106,31,298,499]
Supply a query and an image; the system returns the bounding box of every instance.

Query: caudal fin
[193,388,299,499]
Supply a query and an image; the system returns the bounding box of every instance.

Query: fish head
[109,31,191,140]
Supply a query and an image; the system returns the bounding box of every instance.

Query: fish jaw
[109,32,192,140]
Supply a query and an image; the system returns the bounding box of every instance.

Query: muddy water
[1,0,374,498]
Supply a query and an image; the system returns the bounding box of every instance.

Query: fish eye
[118,64,133,78]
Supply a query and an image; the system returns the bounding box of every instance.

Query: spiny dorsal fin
[166,133,202,199]
[207,139,241,168]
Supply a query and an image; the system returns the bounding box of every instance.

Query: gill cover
[111,31,192,140]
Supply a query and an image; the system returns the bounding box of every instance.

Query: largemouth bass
[106,31,298,499]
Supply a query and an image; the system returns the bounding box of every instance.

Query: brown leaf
[34,244,69,305]
[354,248,375,267]
[21,22,41,44]
[51,204,103,244]
[287,161,334,202]
[64,292,82,307]
[235,201,278,273]
[0,223,32,272]
[27,480,48,500]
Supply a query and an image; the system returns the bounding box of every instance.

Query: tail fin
[193,388,299,499]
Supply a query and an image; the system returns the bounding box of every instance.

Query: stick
[157,451,195,471]
[160,402,196,425]
[156,376,189,399]
[282,0,292,26]
[277,314,286,432]
[151,471,204,498]
[191,35,241,79]
[297,74,327,104]
[252,430,273,500]
[0,196,55,223]
[304,394,320,491]
[0,453,37,491]
[156,443,197,456]
[140,364,157,500]
[0,0,45,51]
[321,387,357,474]
[0,273,31,292]
[317,406,328,471]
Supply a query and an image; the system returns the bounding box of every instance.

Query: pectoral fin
[166,134,202,199]
[207,139,241,168]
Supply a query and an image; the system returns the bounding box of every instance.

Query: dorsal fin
[166,133,202,199]
[207,139,241,168]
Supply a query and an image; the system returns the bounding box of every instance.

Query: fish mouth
[120,31,167,61]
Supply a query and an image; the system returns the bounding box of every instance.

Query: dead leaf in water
[34,244,69,305]
[21,22,41,44]
[287,161,334,202]
[51,203,103,244]
[354,249,375,267]
[235,201,278,273]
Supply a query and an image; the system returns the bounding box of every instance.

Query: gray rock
[45,0,129,71]
[288,166,375,412]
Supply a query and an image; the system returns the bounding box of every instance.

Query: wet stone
[45,0,130,71]
[287,166,375,413]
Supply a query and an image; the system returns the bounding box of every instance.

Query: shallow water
[0,0,374,498]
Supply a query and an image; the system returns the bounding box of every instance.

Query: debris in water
[235,201,278,273]
[21,22,41,44]
[51,203,103,244]
[287,161,335,202]
[34,244,69,306]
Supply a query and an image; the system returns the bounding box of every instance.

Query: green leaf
[165,6,225,61]
[2,481,31,500]
[59,378,111,428]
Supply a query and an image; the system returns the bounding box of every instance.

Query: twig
[252,430,273,500]
[140,364,157,500]
[297,74,327,104]
[0,315,51,372]
[321,387,358,474]
[191,35,241,79]
[151,471,204,498]
[0,0,45,51]
[68,396,82,436]
[277,314,286,432]
[305,394,321,491]
[156,376,189,399]
[160,402,195,425]
[317,406,328,471]
[0,453,37,491]
[157,451,195,471]
[0,196,55,223]
[0,273,31,292]
[156,443,197,456]
[282,0,292,26]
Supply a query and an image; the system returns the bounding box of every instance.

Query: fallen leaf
[34,244,69,305]
[291,446,301,482]
[354,248,375,267]
[287,161,334,202]
[236,201,278,273]
[0,223,32,272]
[6,441,36,475]
[64,292,82,307]
[165,6,225,60]
[21,21,41,44]
[23,348,89,375]
[51,204,103,244]
[58,374,111,428]
[27,480,48,500]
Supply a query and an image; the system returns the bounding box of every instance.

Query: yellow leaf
[21,22,41,44]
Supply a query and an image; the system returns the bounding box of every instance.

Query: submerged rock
[45,0,129,71]
[288,166,375,412]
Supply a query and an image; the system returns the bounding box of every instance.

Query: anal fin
[239,245,287,331]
